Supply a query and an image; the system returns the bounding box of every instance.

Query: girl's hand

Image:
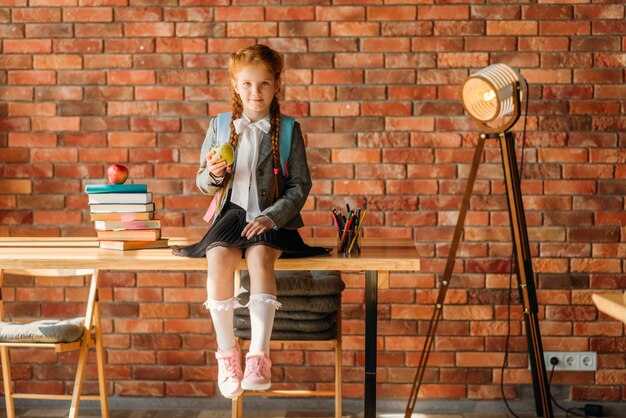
[241,216,274,240]
[206,150,227,177]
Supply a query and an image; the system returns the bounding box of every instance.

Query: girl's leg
[241,245,281,391]
[205,245,243,399]
[245,244,281,354]
[205,245,242,351]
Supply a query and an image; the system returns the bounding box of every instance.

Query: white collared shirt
[230,113,271,222]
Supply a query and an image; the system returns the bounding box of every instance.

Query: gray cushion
[240,270,345,296]
[237,292,340,314]
[234,313,337,333]
[235,324,338,341]
[237,309,332,321]
[0,317,85,343]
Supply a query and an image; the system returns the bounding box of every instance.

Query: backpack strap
[216,112,232,146]
[216,112,295,176]
[278,115,295,177]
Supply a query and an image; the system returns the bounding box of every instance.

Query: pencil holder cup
[338,228,360,255]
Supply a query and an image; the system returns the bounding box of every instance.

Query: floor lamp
[405,64,554,418]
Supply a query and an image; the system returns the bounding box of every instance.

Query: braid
[269,97,281,203]
[223,89,243,185]
[229,93,243,150]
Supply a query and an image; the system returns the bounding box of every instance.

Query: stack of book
[86,183,168,250]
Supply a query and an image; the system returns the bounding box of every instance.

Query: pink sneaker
[241,352,272,391]
[215,346,243,399]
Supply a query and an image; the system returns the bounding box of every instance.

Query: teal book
[85,184,147,194]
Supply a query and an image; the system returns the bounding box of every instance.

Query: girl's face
[232,65,279,121]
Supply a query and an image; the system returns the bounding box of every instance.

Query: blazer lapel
[257,133,272,168]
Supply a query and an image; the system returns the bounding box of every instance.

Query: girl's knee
[245,245,280,265]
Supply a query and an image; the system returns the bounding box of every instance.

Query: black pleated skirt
[172,202,330,259]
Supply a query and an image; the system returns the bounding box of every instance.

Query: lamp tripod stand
[404,130,554,418]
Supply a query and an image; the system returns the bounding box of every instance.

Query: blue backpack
[215,112,295,176]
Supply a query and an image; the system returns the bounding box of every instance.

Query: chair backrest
[0,269,100,330]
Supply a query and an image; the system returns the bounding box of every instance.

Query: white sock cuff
[203,297,237,311]
[248,293,282,310]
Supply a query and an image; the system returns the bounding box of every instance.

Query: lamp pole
[405,131,554,418]
[497,130,553,418]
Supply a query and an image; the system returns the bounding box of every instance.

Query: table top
[0,237,420,272]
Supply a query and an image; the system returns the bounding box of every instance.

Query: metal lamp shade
[461,64,523,123]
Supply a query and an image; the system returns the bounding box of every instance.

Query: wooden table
[0,237,420,418]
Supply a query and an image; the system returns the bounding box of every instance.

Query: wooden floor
[2,411,518,418]
[3,398,623,418]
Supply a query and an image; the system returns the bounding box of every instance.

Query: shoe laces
[218,356,240,380]
[246,355,267,377]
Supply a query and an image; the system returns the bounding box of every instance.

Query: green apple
[211,143,235,166]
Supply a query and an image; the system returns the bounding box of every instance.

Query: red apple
[106,164,129,184]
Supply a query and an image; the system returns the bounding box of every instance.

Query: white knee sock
[248,293,281,355]
[204,297,236,352]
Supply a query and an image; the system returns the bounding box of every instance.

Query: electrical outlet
[541,351,597,371]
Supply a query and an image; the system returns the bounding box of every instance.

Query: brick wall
[1,0,625,403]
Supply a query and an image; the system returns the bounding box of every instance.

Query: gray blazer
[196,117,311,230]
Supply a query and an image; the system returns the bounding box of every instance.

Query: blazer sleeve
[195,117,224,196]
[260,122,312,229]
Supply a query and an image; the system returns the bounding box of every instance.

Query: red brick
[316,6,364,21]
[8,132,56,147]
[5,164,52,178]
[387,180,438,195]
[419,5,469,20]
[332,149,380,164]
[115,319,163,334]
[31,117,81,132]
[105,38,153,54]
[368,6,416,21]
[124,22,174,37]
[313,69,363,85]
[60,133,105,148]
[108,70,155,85]
[130,117,180,132]
[9,70,56,85]
[115,381,164,397]
[177,22,225,38]
[74,23,122,38]
[114,7,162,21]
[330,22,379,37]
[385,117,433,132]
[522,5,572,20]
[574,5,624,20]
[334,180,384,195]
[58,71,106,86]
[106,102,155,117]
[266,6,314,21]
[12,8,61,22]
[0,86,33,101]
[63,7,112,22]
[78,147,127,163]
[541,21,590,35]
[227,22,276,37]
[4,39,52,53]
[157,38,206,53]
[107,132,156,148]
[165,7,213,22]
[487,21,537,36]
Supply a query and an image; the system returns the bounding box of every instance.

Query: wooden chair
[0,269,109,418]
[231,270,343,418]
